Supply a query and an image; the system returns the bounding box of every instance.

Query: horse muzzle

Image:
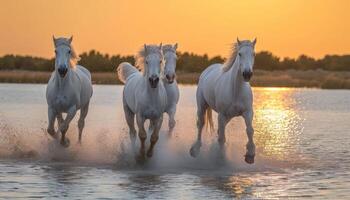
[165,74,175,84]
[242,71,253,82]
[149,75,160,88]
[58,67,68,78]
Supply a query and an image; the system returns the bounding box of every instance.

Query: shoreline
[0,69,350,89]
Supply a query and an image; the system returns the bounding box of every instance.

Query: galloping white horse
[190,38,257,164]
[117,44,167,159]
[46,36,93,147]
[161,44,179,134]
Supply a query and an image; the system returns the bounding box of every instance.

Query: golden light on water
[253,88,303,160]
[225,176,253,197]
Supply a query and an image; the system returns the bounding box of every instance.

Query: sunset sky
[0,0,349,59]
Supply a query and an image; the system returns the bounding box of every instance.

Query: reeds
[1,70,350,89]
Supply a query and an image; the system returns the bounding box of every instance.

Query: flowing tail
[117,62,139,84]
[204,107,214,132]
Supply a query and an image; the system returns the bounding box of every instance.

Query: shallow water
[0,84,349,199]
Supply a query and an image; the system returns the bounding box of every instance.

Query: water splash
[0,85,309,173]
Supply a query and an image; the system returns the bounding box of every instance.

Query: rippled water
[0,84,349,199]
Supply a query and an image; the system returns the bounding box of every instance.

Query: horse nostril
[243,71,252,80]
[166,74,170,80]
[58,67,68,76]
[149,76,159,87]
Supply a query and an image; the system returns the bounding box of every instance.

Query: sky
[0,0,349,59]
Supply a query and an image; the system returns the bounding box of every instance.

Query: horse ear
[174,43,178,50]
[252,38,257,46]
[237,37,241,45]
[144,44,148,53]
[52,35,57,46]
[159,43,162,50]
[68,36,73,44]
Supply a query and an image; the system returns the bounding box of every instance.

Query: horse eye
[68,50,71,54]
[238,53,241,57]
[159,60,162,64]
[146,61,148,65]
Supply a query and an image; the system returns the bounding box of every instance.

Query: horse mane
[135,45,163,75]
[222,40,252,72]
[54,38,80,69]
[162,44,176,54]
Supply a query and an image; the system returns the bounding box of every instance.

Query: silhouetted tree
[0,50,349,72]
[254,51,281,70]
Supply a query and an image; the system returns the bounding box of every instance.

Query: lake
[0,84,349,199]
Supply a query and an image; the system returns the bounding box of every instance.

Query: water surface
[0,84,349,199]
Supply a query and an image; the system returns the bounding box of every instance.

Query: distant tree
[319,55,350,71]
[0,49,350,72]
[254,51,281,70]
[209,55,225,65]
[281,57,297,70]
[296,54,317,70]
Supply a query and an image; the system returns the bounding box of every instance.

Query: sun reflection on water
[253,87,303,160]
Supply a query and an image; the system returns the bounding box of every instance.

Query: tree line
[0,50,349,72]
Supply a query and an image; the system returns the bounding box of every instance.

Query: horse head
[236,38,257,82]
[53,36,74,78]
[142,43,164,88]
[163,43,178,83]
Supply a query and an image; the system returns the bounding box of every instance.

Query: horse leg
[167,105,176,135]
[136,114,147,160]
[147,117,163,158]
[78,103,89,144]
[47,107,57,138]
[123,103,136,151]
[148,122,154,135]
[218,113,229,148]
[57,113,63,128]
[242,110,255,164]
[59,105,77,147]
[190,93,207,157]
[55,113,63,140]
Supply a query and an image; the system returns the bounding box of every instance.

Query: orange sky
[0,0,349,59]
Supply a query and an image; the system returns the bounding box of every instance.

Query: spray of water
[0,111,304,174]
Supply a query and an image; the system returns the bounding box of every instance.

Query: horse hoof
[146,150,153,158]
[244,154,255,164]
[47,129,58,139]
[135,154,146,164]
[189,146,199,158]
[60,138,70,148]
[47,129,54,136]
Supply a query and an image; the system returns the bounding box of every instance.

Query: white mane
[54,38,80,68]
[222,40,253,72]
[162,44,177,54]
[135,45,163,75]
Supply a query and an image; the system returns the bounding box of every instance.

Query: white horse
[46,36,93,147]
[161,44,179,135]
[190,38,257,164]
[117,44,167,159]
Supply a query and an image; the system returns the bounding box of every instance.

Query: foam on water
[0,112,305,173]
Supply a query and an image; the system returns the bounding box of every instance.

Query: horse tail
[204,107,214,132]
[117,62,138,84]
